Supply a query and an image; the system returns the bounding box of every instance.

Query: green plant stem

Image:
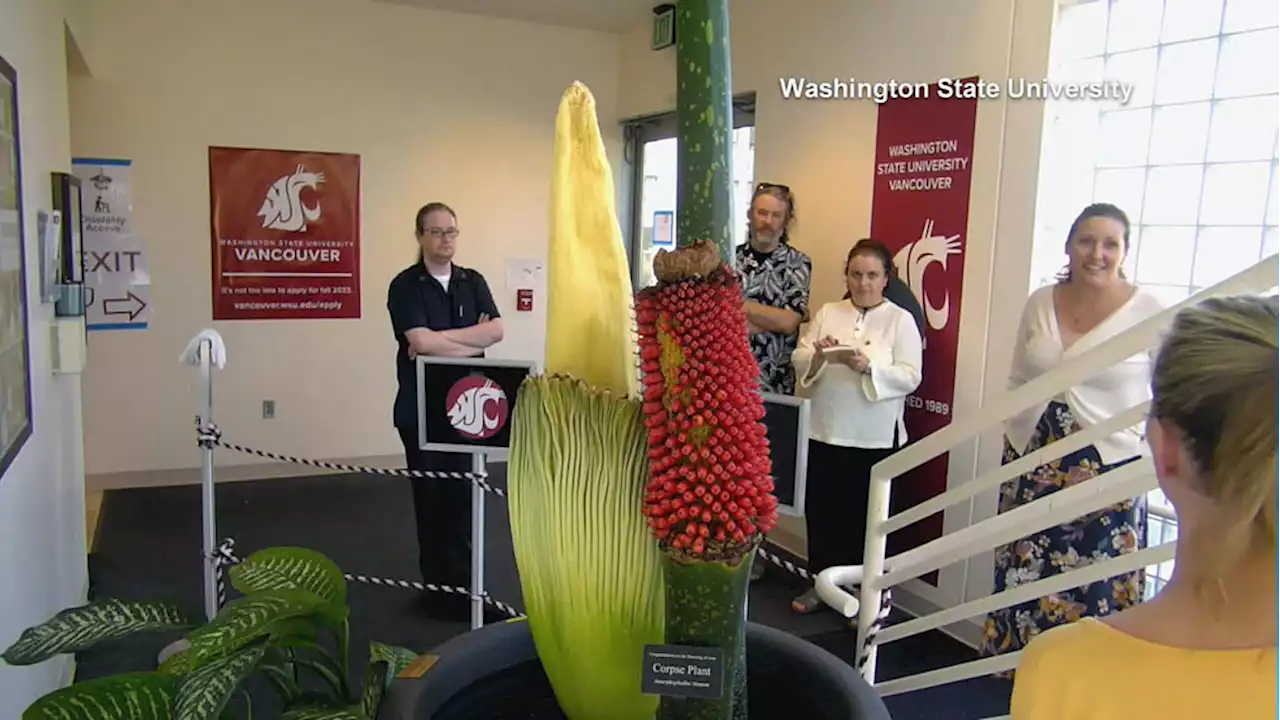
[260,665,301,703]
[294,657,345,698]
[338,620,352,697]
[675,0,734,262]
[242,689,254,720]
[313,637,353,701]
[656,543,756,720]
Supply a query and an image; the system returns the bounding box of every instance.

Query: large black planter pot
[380,620,891,719]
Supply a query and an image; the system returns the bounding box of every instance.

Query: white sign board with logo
[72,158,151,331]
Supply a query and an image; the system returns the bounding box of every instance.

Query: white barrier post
[857,468,892,682]
[198,339,219,622]
[470,452,486,630]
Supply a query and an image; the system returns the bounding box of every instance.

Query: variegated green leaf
[281,703,367,720]
[186,589,327,665]
[368,641,418,675]
[3,599,192,666]
[159,646,195,675]
[361,642,420,719]
[175,643,266,720]
[230,547,347,605]
[360,660,388,719]
[22,672,178,719]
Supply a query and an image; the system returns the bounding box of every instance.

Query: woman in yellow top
[1011,295,1277,719]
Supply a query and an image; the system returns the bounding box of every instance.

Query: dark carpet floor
[80,468,1010,719]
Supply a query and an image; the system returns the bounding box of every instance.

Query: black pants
[398,426,473,591]
[804,438,897,574]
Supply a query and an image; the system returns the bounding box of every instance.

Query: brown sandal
[791,588,822,614]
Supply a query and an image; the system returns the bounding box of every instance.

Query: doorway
[624,94,757,288]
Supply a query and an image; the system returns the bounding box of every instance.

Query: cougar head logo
[893,219,963,334]
[446,377,509,440]
[259,164,325,232]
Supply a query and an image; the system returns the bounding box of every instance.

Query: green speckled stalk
[657,542,757,720]
[675,0,735,263]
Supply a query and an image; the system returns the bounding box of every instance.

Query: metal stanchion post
[470,452,487,630]
[199,340,219,622]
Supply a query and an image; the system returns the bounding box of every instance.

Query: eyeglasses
[422,227,460,240]
[755,182,791,195]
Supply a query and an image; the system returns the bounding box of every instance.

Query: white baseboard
[87,454,406,491]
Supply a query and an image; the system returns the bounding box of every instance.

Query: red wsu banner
[209,146,361,320]
[868,77,979,584]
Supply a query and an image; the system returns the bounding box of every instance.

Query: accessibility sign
[72,158,151,331]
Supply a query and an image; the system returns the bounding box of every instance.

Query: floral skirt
[980,401,1146,664]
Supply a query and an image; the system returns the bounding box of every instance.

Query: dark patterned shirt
[735,242,812,395]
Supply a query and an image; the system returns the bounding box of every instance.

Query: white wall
[0,0,90,712]
[618,0,1055,643]
[71,0,623,482]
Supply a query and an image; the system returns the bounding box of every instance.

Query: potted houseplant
[4,546,424,719]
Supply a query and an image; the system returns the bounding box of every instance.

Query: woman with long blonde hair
[1011,294,1277,718]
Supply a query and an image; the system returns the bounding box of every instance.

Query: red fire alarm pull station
[516,288,534,312]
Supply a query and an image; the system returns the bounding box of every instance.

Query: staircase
[815,254,1278,719]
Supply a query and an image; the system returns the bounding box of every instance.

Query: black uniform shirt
[386,261,500,429]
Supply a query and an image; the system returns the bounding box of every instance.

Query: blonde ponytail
[1149,295,1279,607]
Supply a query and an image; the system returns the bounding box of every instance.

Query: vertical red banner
[868,77,979,584]
[209,146,361,320]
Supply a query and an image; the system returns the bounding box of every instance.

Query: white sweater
[1004,284,1166,465]
[793,299,923,449]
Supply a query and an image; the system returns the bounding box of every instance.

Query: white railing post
[198,338,218,621]
[857,472,892,682]
[180,329,226,622]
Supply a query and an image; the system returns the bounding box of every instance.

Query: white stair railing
[813,254,1278,704]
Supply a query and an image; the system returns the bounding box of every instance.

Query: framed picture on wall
[0,52,33,483]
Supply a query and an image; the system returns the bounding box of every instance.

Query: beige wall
[71,0,622,480]
[618,0,1054,636]
[0,0,90,712]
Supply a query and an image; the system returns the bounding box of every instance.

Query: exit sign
[652,4,675,50]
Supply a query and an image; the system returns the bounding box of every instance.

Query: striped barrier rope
[209,537,522,618]
[197,423,895,661]
[196,422,507,498]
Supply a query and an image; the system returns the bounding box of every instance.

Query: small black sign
[415,357,535,457]
[759,393,810,516]
[641,644,724,699]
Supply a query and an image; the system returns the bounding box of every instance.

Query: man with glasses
[387,202,505,623]
[736,183,812,581]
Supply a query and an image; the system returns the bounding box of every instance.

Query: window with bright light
[1031,0,1278,307]
[1032,0,1278,600]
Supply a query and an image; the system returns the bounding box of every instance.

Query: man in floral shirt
[737,183,812,396]
[736,183,812,581]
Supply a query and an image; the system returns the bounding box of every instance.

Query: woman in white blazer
[981,203,1166,667]
[788,240,923,614]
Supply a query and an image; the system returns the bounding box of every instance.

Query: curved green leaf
[187,589,328,666]
[23,672,178,719]
[358,640,419,718]
[3,599,192,666]
[368,641,418,675]
[230,547,347,605]
[282,703,366,720]
[160,647,195,675]
[360,661,388,719]
[175,643,266,720]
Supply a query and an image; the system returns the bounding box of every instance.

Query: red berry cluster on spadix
[635,245,779,558]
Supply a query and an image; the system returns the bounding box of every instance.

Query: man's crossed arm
[406,316,505,358]
[744,301,803,335]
